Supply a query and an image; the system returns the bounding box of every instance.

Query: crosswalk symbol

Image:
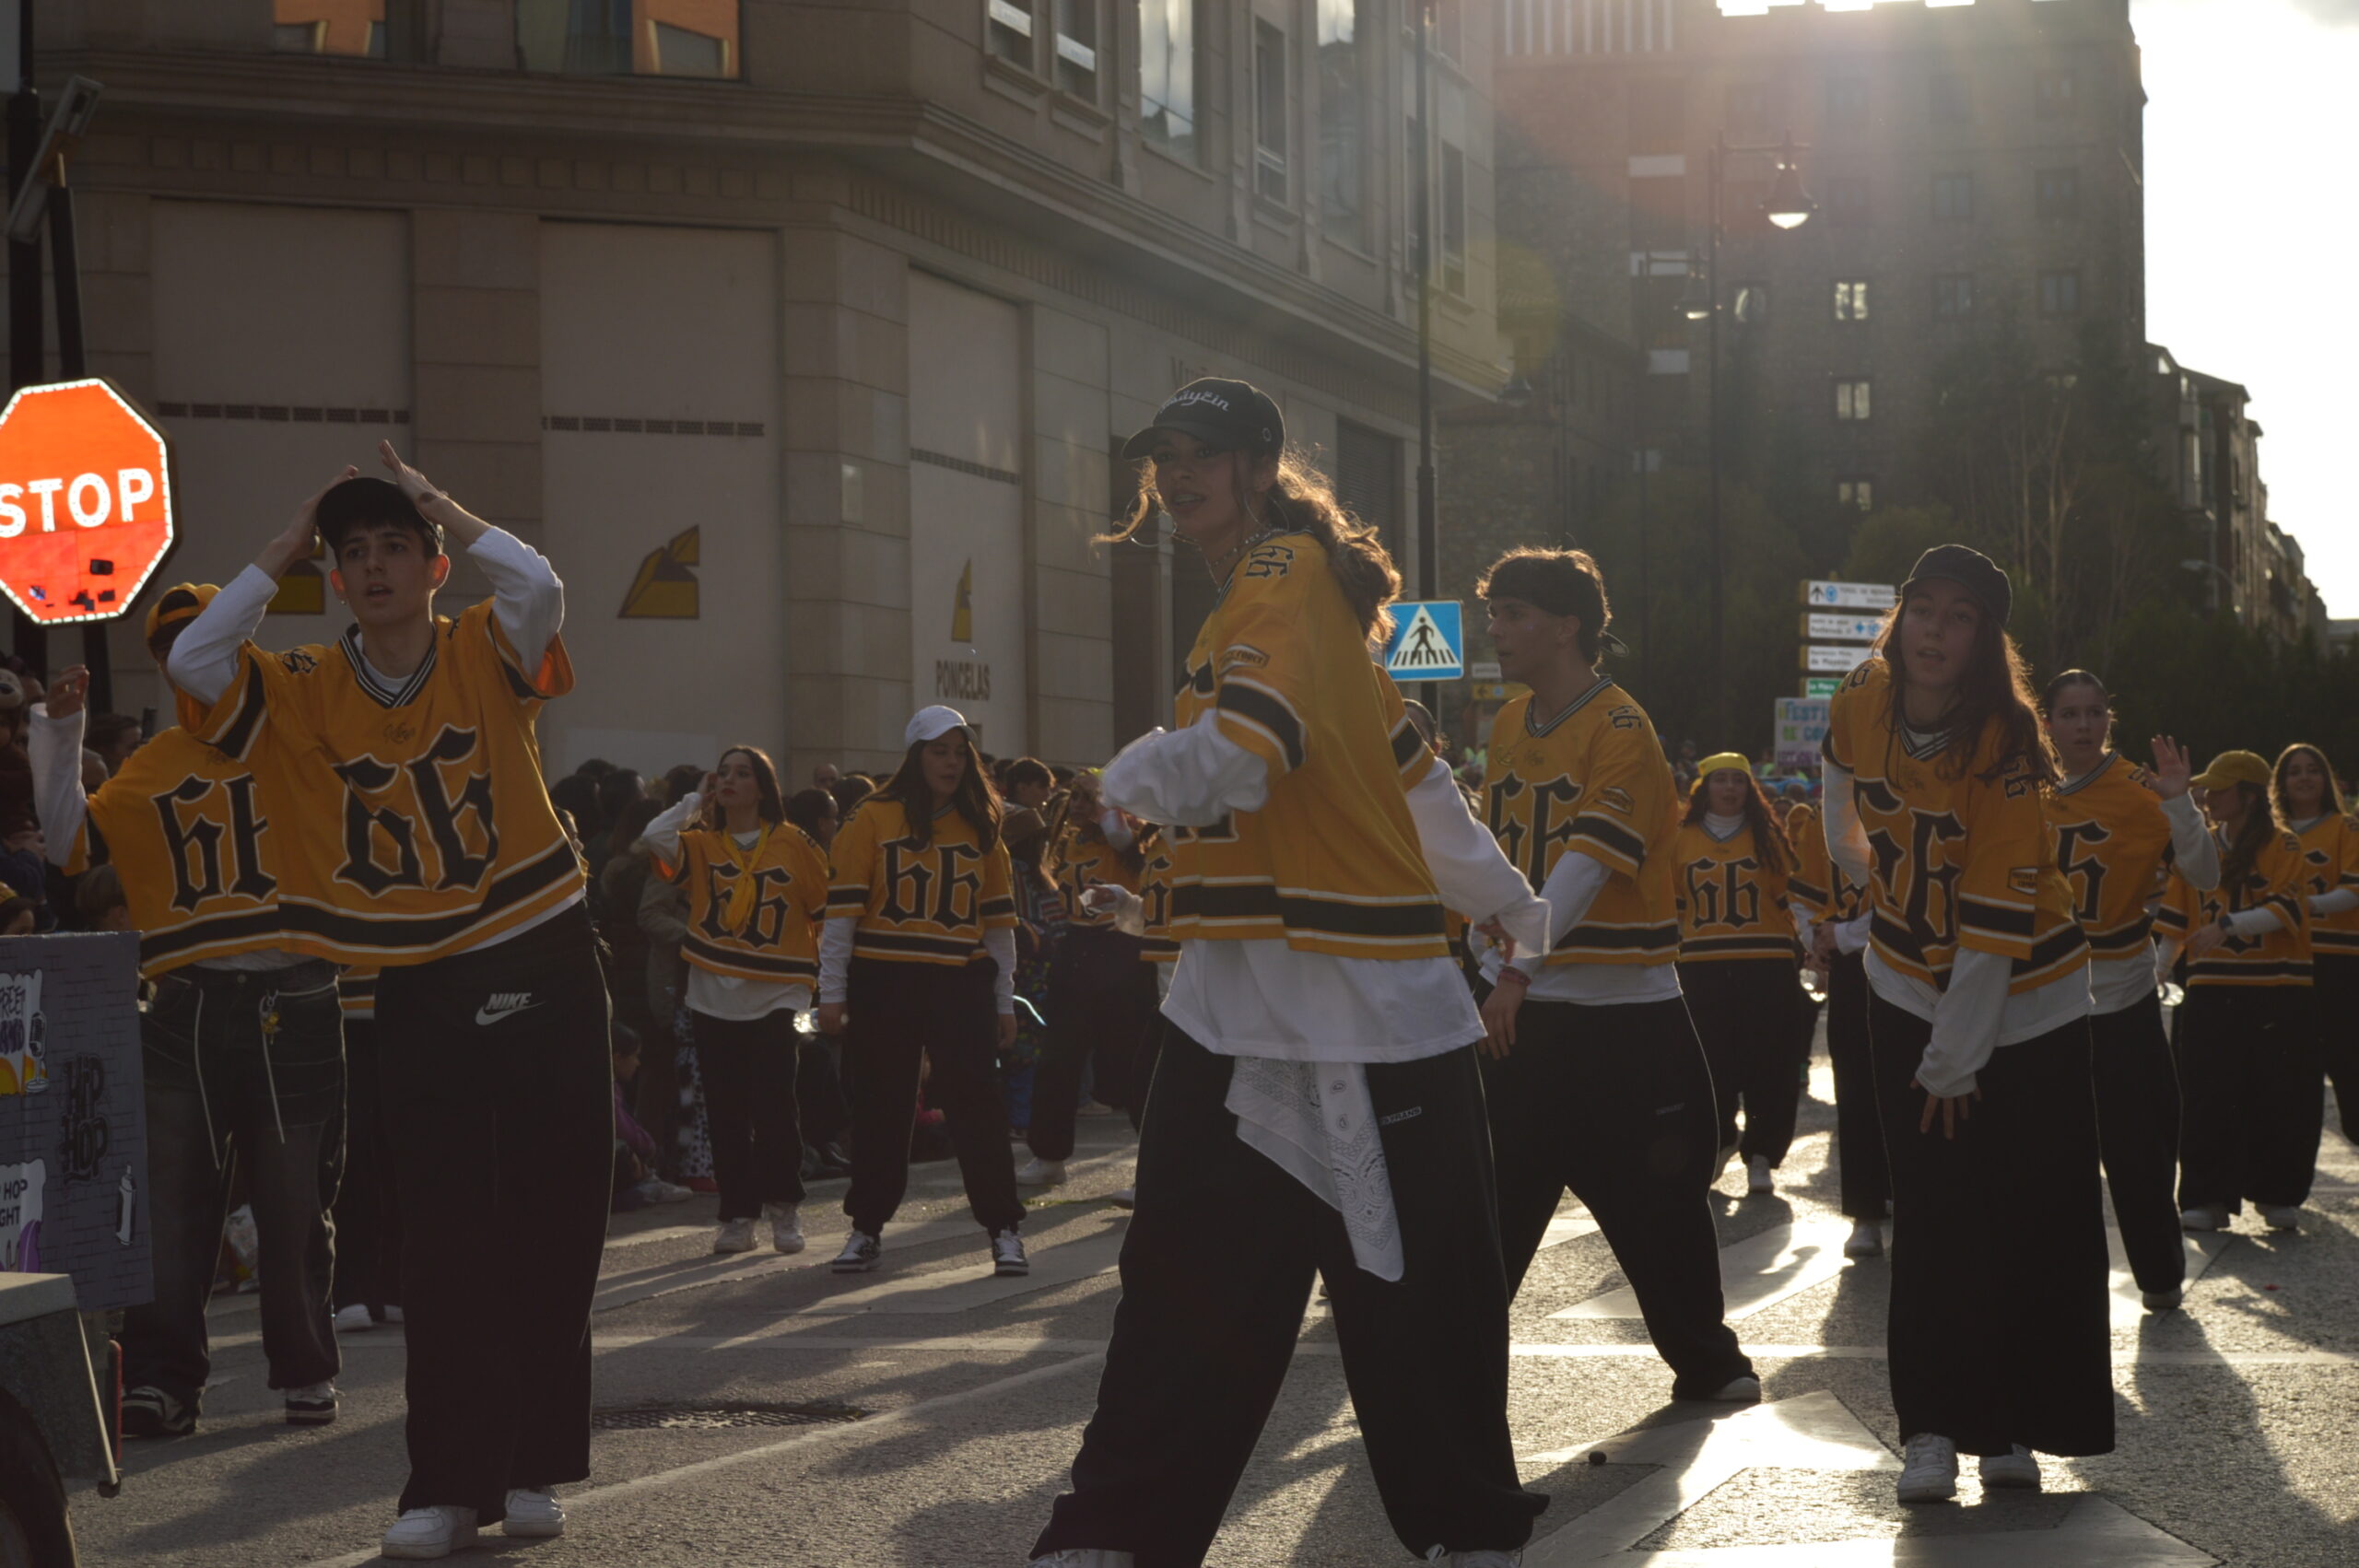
[1383,600,1464,680]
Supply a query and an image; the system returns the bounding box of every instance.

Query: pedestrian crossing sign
[1383,600,1464,680]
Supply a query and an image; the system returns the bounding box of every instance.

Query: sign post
[1384,599,1464,683]
[1795,579,1892,697]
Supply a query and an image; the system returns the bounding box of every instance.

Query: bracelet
[1498,965,1532,988]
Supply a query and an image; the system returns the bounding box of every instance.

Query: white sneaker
[991,1229,1029,1276]
[1425,1550,1522,1566]
[1015,1157,1068,1188]
[284,1380,338,1426]
[1978,1444,2040,1490]
[1844,1220,1884,1258]
[382,1504,478,1559]
[637,1178,696,1204]
[1109,1188,1137,1210]
[2259,1203,2302,1232]
[1746,1155,1774,1196]
[1896,1433,1958,1504]
[1715,1142,1740,1183]
[1077,1100,1120,1117]
[2142,1286,2183,1312]
[503,1487,565,1538]
[383,1305,405,1323]
[2179,1203,2229,1232]
[1706,1375,1761,1403]
[765,1201,805,1254]
[712,1217,757,1254]
[832,1228,882,1273]
[333,1303,375,1332]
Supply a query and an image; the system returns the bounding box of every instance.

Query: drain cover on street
[593,1400,868,1431]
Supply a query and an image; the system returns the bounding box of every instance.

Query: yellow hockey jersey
[66,727,301,977]
[2158,830,2311,986]
[186,602,585,965]
[1136,827,1179,963]
[827,796,1016,965]
[1821,659,2086,994]
[2043,753,2175,961]
[668,822,831,985]
[1167,532,1447,959]
[1484,679,1680,967]
[1784,802,1867,926]
[1671,818,1796,962]
[2293,813,2359,960]
[1055,824,1142,932]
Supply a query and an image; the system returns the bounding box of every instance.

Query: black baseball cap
[1120,378,1285,460]
[1902,544,2011,627]
[316,476,443,556]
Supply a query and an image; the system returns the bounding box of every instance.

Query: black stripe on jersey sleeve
[1216,682,1307,771]
[499,655,541,705]
[979,895,1016,919]
[1174,882,1446,939]
[212,659,270,762]
[2313,930,2359,954]
[1391,721,1426,772]
[1569,813,1646,865]
[682,934,818,980]
[2085,915,2155,954]
[1554,919,1683,954]
[1957,896,2036,939]
[2007,925,2088,980]
[1786,876,1828,907]
[2154,904,2192,934]
[826,885,869,913]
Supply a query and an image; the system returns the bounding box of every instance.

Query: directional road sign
[1385,600,1463,680]
[1802,643,1872,674]
[1802,611,1884,643]
[1802,579,1896,611]
[1802,675,1841,699]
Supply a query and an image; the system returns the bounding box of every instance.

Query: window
[1319,0,1366,235]
[1440,142,1467,297]
[1826,77,1868,125]
[985,0,1034,66]
[2036,167,2080,220]
[1434,0,1462,64]
[1254,20,1289,204]
[1724,83,1768,134]
[1336,420,1402,561]
[274,0,394,56]
[1139,0,1197,158]
[1933,274,1975,319]
[1837,478,1874,512]
[1054,0,1097,97]
[1932,173,1973,221]
[1929,72,1970,124]
[1835,379,1872,422]
[1833,279,1870,322]
[2039,269,2081,315]
[1826,176,1869,227]
[518,0,740,77]
[1731,283,1769,323]
[2036,70,2077,120]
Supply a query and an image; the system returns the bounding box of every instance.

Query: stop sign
[0,378,176,625]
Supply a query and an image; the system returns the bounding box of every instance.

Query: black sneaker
[990,1230,1029,1277]
[122,1385,195,1438]
[831,1229,882,1274]
[284,1381,339,1426]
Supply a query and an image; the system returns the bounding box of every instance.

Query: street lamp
[1691,130,1813,744]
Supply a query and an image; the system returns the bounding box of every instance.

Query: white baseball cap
[905,705,971,747]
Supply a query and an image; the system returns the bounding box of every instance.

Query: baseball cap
[315,475,443,555]
[2189,750,2271,790]
[1120,378,1285,461]
[1902,544,2013,628]
[145,582,219,641]
[905,706,971,748]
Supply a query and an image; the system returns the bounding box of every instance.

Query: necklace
[1208,522,1278,584]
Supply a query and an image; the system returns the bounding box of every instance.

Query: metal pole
[1413,0,1438,713]
[6,6,45,671]
[49,179,111,712]
[1635,270,1650,686]
[1706,135,1726,743]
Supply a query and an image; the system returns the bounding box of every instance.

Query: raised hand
[45,665,88,720]
[378,440,442,509]
[2149,735,2192,800]
[264,466,358,577]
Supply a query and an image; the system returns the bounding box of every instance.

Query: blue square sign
[1384,600,1463,681]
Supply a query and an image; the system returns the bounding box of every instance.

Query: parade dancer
[2040,672,2218,1308]
[171,449,607,1559]
[1821,545,2108,1504]
[1030,380,1551,1568]
[2273,745,2358,1143]
[1788,796,1886,1258]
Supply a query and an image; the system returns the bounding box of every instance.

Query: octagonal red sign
[0,378,177,625]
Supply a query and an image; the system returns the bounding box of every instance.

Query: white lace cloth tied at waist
[1224,1056,1402,1282]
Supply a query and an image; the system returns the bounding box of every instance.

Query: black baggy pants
[2089,994,2185,1293]
[1034,1029,1546,1566]
[376,906,614,1519]
[1868,992,2112,1457]
[330,1017,402,1315]
[1825,952,1888,1222]
[128,962,345,1405]
[690,1008,805,1220]
[1680,957,1807,1166]
[842,956,1023,1237]
[2314,954,2356,1144]
[1030,927,1157,1162]
[2176,982,2323,1212]
[1479,989,1753,1398]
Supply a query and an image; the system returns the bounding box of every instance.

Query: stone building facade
[11,0,1504,779]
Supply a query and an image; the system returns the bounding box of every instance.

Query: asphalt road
[69,1056,2359,1567]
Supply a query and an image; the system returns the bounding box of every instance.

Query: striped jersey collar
[338,625,439,709]
[2056,752,2118,797]
[1524,673,1615,737]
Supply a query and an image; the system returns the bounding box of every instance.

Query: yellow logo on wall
[621,526,700,619]
[268,538,326,615]
[951,558,973,642]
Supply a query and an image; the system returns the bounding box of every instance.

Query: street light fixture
[1763,133,1816,231]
